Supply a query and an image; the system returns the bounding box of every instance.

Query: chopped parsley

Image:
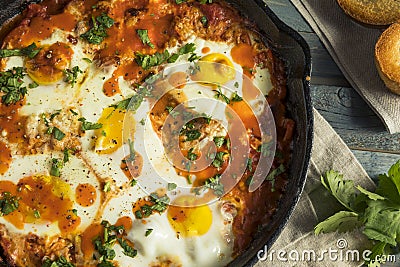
[134,193,170,219]
[167,183,177,191]
[0,43,41,59]
[130,179,137,187]
[137,29,155,48]
[187,148,198,161]
[165,106,180,118]
[0,67,28,105]
[188,53,201,62]
[83,57,92,63]
[184,129,201,141]
[127,139,135,162]
[257,142,273,157]
[139,118,146,126]
[145,229,153,237]
[0,192,19,216]
[33,209,41,219]
[29,81,39,88]
[266,164,285,181]
[103,182,111,192]
[51,127,66,141]
[41,256,76,267]
[117,238,137,258]
[175,0,186,3]
[81,13,114,44]
[111,94,144,111]
[63,66,83,87]
[78,117,103,131]
[213,136,225,148]
[204,174,224,197]
[234,81,239,88]
[93,221,136,266]
[50,158,63,177]
[246,157,253,172]
[200,16,208,26]
[63,148,75,163]
[135,43,196,70]
[231,91,243,102]
[213,88,230,104]
[212,152,227,168]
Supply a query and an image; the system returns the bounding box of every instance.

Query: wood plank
[351,150,400,181]
[312,85,400,153]
[265,0,349,86]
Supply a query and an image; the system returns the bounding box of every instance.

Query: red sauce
[120,152,143,180]
[75,183,97,207]
[231,43,257,77]
[80,223,103,259]
[0,100,26,144]
[115,216,133,232]
[0,141,12,175]
[202,47,211,54]
[0,176,80,233]
[4,9,77,47]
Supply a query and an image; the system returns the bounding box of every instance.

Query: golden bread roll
[375,22,400,95]
[337,0,400,25]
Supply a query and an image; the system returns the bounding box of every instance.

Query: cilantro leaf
[41,256,75,267]
[0,192,19,216]
[0,43,41,59]
[204,174,224,197]
[117,238,137,258]
[167,183,177,191]
[314,211,361,235]
[63,66,83,87]
[137,29,155,48]
[213,136,225,148]
[320,170,358,212]
[213,88,230,104]
[81,13,114,44]
[78,117,103,131]
[52,127,66,141]
[0,67,27,105]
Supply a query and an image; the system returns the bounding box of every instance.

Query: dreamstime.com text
[257,239,397,263]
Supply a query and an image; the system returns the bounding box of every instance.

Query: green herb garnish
[0,67,27,105]
[0,43,41,59]
[41,256,76,267]
[50,158,63,177]
[0,192,19,216]
[137,29,155,48]
[81,13,114,44]
[184,129,201,141]
[167,183,177,191]
[78,117,103,131]
[204,174,224,197]
[63,66,83,87]
[213,88,230,104]
[145,229,153,237]
[212,151,227,168]
[187,148,198,161]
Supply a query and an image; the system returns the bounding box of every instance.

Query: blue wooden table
[266,0,400,180]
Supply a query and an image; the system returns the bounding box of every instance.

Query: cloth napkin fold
[289,0,400,134]
[256,109,376,266]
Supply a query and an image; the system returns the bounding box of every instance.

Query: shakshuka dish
[0,0,294,266]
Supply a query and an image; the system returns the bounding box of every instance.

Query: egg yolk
[25,42,73,84]
[167,195,212,237]
[95,107,126,154]
[0,175,80,233]
[192,53,236,86]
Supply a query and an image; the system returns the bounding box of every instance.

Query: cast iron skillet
[0,0,313,266]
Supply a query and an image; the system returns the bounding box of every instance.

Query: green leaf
[362,200,400,246]
[187,148,198,161]
[314,211,361,235]
[178,43,196,55]
[0,192,19,216]
[53,127,66,141]
[320,170,358,212]
[167,183,177,191]
[0,67,27,105]
[230,91,243,102]
[41,256,75,267]
[81,13,114,44]
[50,158,63,177]
[137,29,155,48]
[0,43,41,59]
[184,130,201,141]
[213,88,230,104]
[63,66,83,87]
[78,117,103,131]
[357,186,385,201]
[212,151,227,168]
[204,174,224,197]
[117,238,137,258]
[213,136,225,148]
[145,229,153,236]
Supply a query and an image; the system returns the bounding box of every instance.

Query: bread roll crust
[337,0,400,25]
[375,22,400,95]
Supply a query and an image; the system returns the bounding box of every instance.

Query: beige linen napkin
[288,0,400,134]
[256,109,376,266]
